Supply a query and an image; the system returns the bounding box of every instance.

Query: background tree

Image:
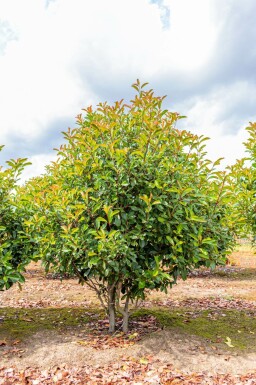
[226,123,256,243]
[0,147,31,290]
[22,81,235,332]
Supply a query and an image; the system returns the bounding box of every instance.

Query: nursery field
[229,241,256,268]
[0,246,255,384]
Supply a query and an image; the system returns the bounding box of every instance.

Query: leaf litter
[0,361,256,384]
[73,315,160,350]
[0,264,256,383]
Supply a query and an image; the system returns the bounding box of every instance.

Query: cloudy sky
[0,0,255,181]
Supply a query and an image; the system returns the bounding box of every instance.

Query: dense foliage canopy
[227,123,256,243]
[0,148,31,290]
[21,81,236,331]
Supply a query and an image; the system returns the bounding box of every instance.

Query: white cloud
[161,0,218,71]
[205,128,250,168]
[18,152,57,185]
[173,81,256,166]
[0,0,219,149]
[0,0,95,146]
[0,0,255,179]
[175,81,256,133]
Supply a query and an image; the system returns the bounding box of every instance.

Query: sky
[0,0,256,182]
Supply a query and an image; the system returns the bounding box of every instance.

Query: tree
[226,123,256,243]
[22,81,235,332]
[0,147,31,290]
[245,123,256,241]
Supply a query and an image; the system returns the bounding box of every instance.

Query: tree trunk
[108,285,116,333]
[122,294,130,333]
[122,309,129,333]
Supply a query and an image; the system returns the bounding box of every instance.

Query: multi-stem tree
[22,81,235,332]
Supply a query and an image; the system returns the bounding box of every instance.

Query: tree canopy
[226,123,256,243]
[21,81,236,332]
[0,148,31,290]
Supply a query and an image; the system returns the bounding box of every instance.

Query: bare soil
[1,328,256,375]
[0,250,256,383]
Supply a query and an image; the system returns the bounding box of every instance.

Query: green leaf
[157,216,166,223]
[152,200,161,205]
[88,256,100,267]
[154,180,162,189]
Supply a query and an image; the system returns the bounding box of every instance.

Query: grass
[0,307,99,341]
[0,305,255,352]
[132,307,256,352]
[211,268,256,280]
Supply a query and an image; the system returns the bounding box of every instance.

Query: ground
[0,244,255,384]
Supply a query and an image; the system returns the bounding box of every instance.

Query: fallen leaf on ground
[224,337,234,348]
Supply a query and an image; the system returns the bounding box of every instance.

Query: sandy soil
[1,328,256,375]
[0,261,256,376]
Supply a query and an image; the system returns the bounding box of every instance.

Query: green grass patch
[0,307,101,341]
[132,308,256,352]
[1,306,255,352]
[212,268,256,280]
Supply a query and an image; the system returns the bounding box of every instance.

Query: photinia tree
[0,146,31,290]
[22,81,235,332]
[245,123,256,241]
[226,123,256,243]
